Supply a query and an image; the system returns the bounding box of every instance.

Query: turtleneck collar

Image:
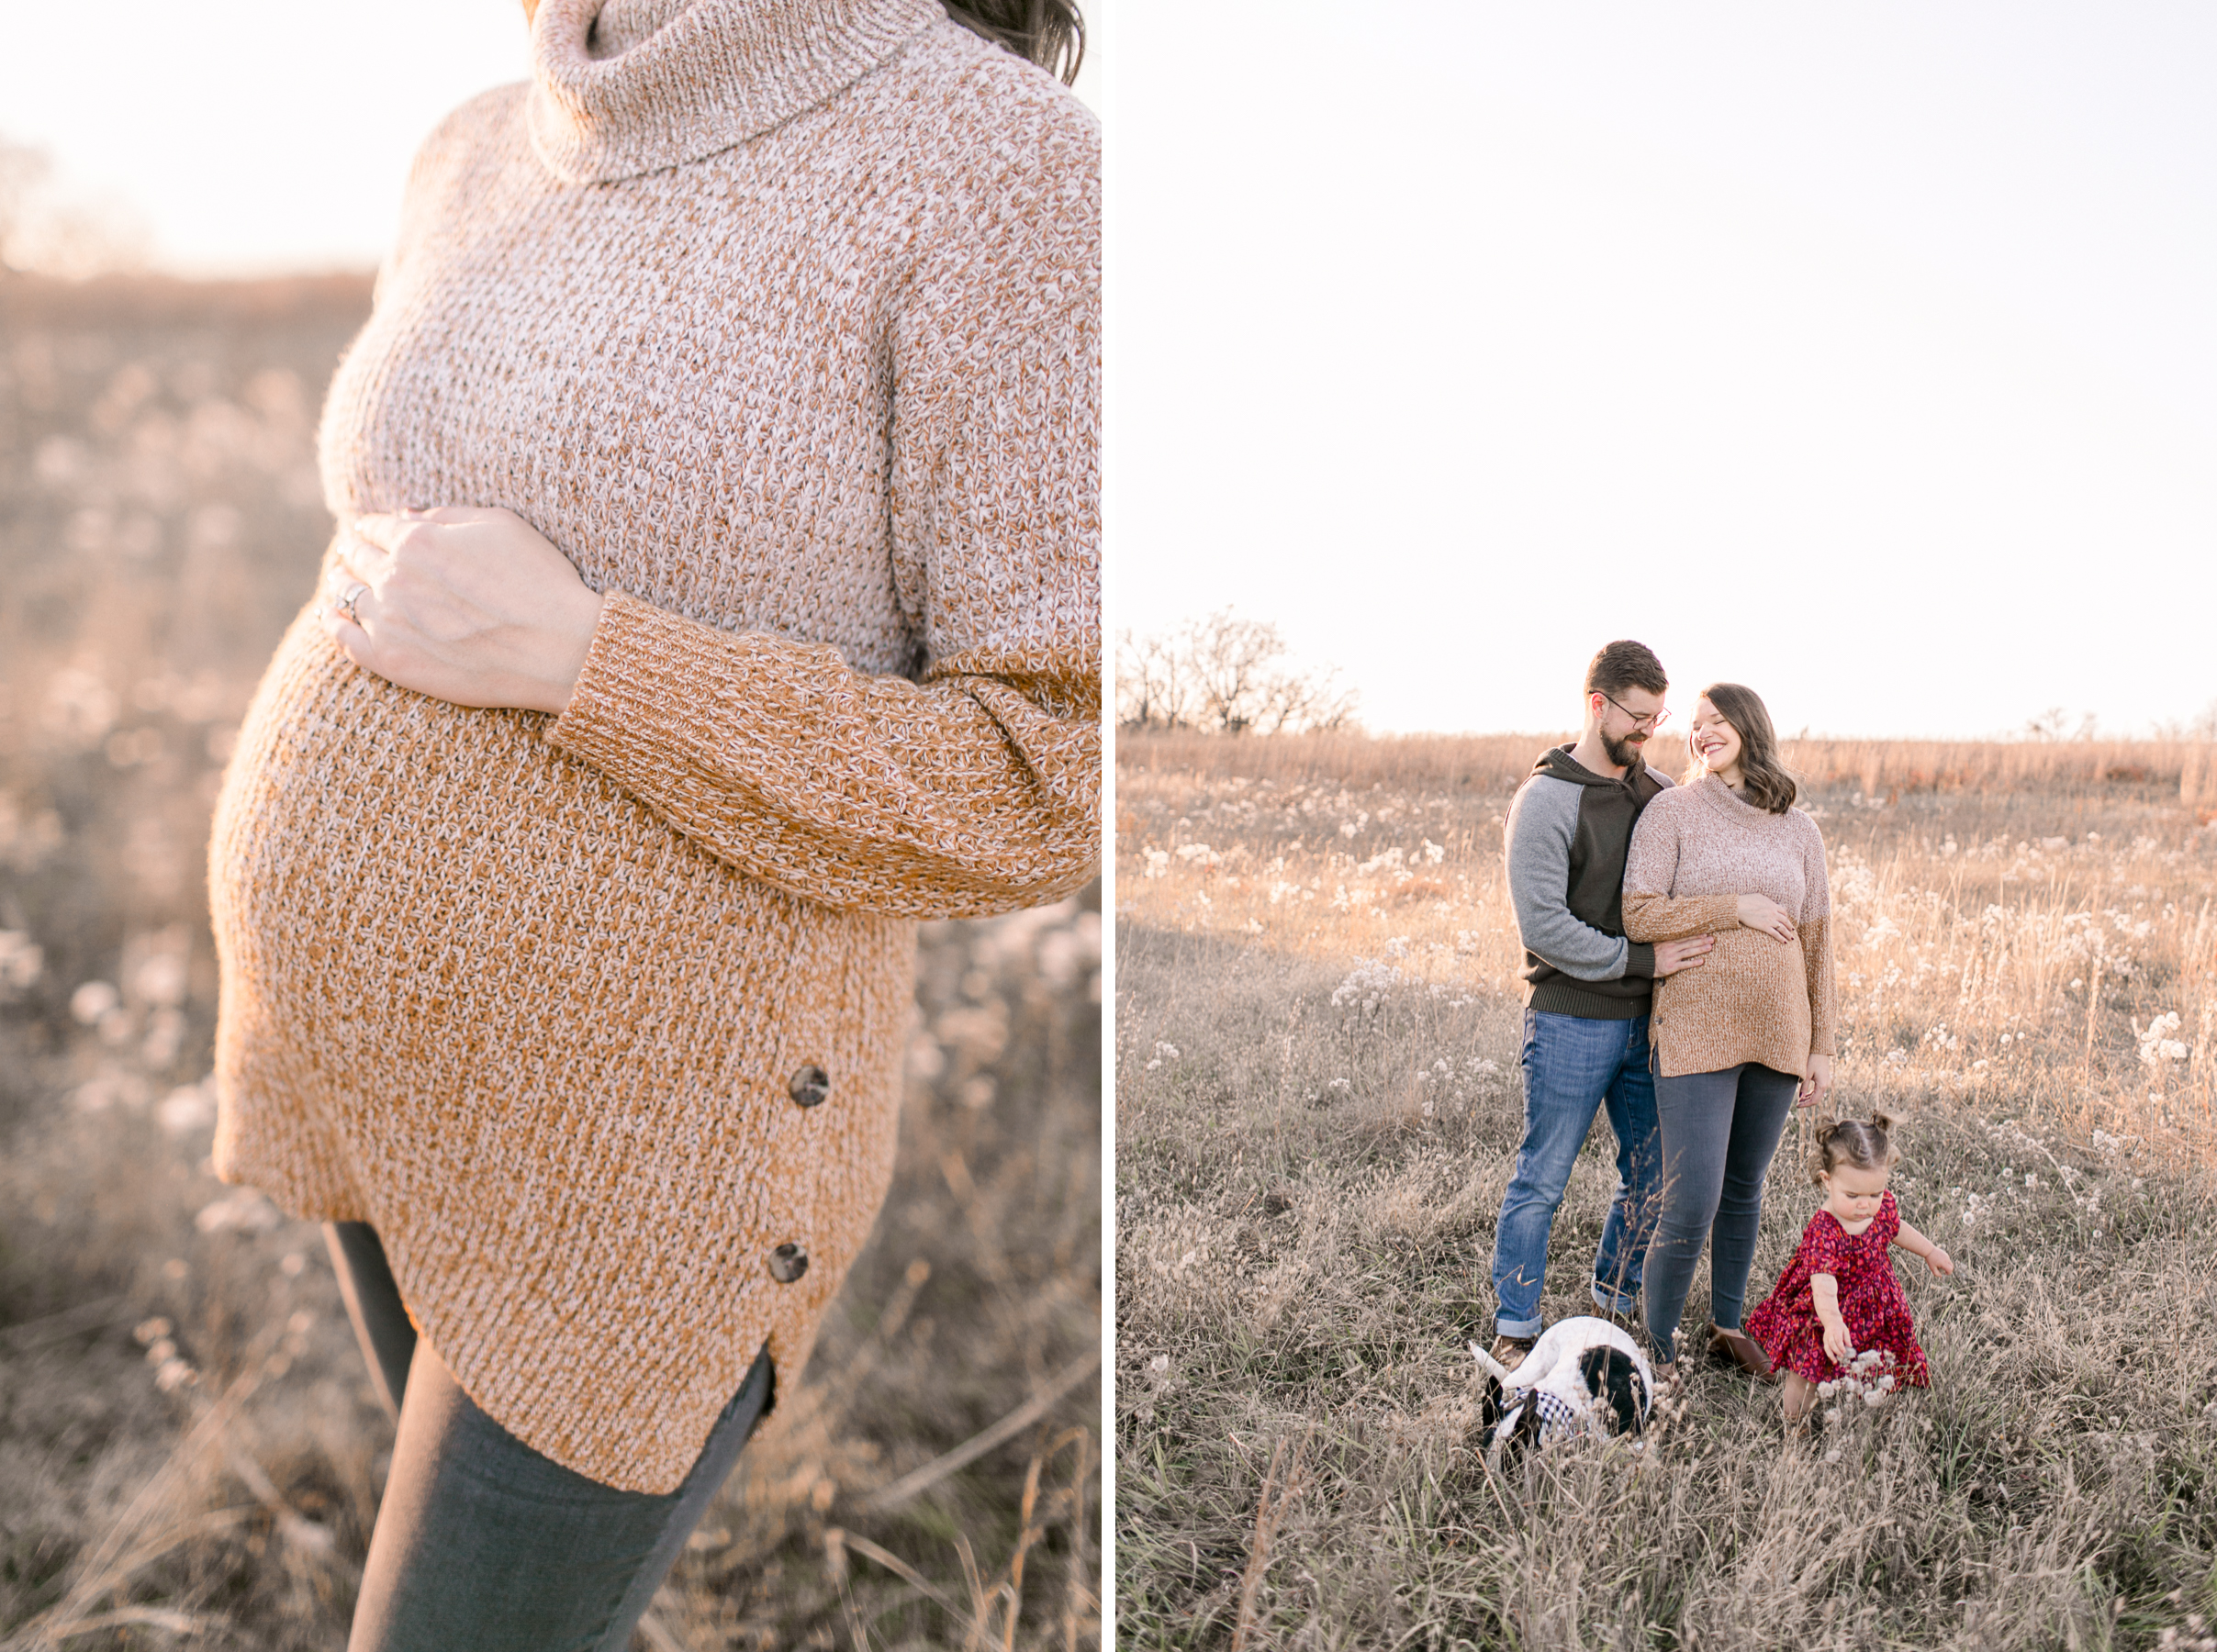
[527,0,946,184]
[1694,771,1777,823]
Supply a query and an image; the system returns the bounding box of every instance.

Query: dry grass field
[0,273,1101,1651]
[1115,727,2217,1651]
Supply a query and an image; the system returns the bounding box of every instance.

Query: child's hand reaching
[1821,1318,1854,1366]
[1923,1245,1954,1278]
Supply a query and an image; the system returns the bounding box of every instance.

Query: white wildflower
[1330,958,1407,1010]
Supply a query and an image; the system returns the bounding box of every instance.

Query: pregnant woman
[1621,684,1835,1383]
[207,1,1098,1645]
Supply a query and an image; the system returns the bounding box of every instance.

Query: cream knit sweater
[207,0,1099,1494]
[1621,777,1836,1081]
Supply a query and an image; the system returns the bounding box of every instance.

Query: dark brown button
[788,1065,830,1108]
[768,1243,809,1284]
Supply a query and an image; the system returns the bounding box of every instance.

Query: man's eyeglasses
[1599,691,1670,731]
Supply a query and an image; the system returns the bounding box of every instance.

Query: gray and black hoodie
[1502,744,1674,1020]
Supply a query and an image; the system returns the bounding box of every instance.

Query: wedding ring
[334,581,368,625]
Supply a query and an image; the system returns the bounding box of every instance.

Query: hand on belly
[322,507,605,716]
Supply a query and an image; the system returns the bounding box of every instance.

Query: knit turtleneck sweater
[1619,777,1836,1081]
[207,0,1099,1494]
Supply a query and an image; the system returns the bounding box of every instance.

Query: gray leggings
[1639,1064,1801,1365]
[325,1222,772,1652]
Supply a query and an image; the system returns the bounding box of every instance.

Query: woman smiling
[1618,683,1837,1384]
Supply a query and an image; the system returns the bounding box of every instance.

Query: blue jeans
[1490,1010,1661,1337]
[326,1223,772,1652]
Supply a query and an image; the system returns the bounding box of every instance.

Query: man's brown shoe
[1488,1333,1538,1371]
[1707,1323,1776,1382]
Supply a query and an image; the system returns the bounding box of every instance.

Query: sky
[1108,2,2217,738]
[6,3,2211,740]
[0,0,1102,273]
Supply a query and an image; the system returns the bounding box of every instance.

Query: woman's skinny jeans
[325,1222,772,1652]
[1639,1064,1800,1365]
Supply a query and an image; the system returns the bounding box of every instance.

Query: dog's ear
[1580,1347,1642,1436]
[1478,1371,1506,1435]
[1510,1394,1543,1457]
[1578,1345,1607,1394]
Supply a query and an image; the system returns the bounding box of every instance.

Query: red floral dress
[1745,1190,1930,1388]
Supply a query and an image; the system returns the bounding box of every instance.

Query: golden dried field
[1115,727,2217,1651]
[0,273,1101,1651]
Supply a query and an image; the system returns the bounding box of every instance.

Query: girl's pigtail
[1865,1108,1903,1168]
[1808,1121,1842,1185]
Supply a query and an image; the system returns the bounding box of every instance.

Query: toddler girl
[1744,1110,1954,1423]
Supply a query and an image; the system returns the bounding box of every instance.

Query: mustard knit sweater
[1620,777,1836,1081]
[207,0,1100,1495]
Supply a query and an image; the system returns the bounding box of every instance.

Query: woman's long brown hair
[943,0,1086,84]
[1687,682,1800,814]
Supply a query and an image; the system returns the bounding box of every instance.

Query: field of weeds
[0,273,1102,1651]
[1115,728,2217,1650]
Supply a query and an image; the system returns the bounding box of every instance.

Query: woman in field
[1620,684,1836,1383]
[206,0,1099,1645]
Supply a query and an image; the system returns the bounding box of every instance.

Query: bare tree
[2151,698,2217,742]
[2022,707,2099,742]
[1114,627,1196,731]
[0,141,49,276]
[1115,609,1359,734]
[0,135,148,279]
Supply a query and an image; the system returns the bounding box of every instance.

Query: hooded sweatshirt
[1502,744,1672,1019]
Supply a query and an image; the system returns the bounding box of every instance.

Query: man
[1488,641,1713,1369]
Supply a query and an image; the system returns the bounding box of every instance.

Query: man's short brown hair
[1584,641,1668,700]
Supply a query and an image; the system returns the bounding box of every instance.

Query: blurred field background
[0,273,1101,1651]
[1116,727,2217,1650]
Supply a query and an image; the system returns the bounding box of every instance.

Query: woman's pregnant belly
[208,602,802,1076]
[1653,926,1810,1070]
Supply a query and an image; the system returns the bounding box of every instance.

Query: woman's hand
[1820,1316,1854,1366]
[321,508,605,715]
[1737,893,1796,943]
[1922,1245,1954,1278]
[1797,1054,1832,1109]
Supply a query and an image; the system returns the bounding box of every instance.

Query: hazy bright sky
[9,4,2212,739]
[1109,2,2217,738]
[0,0,1102,273]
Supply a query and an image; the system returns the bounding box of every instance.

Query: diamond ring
[334,581,368,626]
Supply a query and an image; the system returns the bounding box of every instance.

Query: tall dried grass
[1123,728,2217,813]
[0,276,1100,1650]
[1116,729,2217,1649]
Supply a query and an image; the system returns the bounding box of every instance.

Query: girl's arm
[1893,1218,1954,1278]
[1621,803,1741,942]
[1811,1273,1853,1364]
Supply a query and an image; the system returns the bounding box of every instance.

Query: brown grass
[0,275,1101,1650]
[1116,728,2217,1650]
[1121,728,2217,812]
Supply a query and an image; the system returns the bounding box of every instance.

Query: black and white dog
[1469,1315,1654,1464]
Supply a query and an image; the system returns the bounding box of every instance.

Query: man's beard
[1604,729,1646,770]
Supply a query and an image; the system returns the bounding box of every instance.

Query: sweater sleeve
[1620,800,1741,943]
[1503,777,1631,982]
[545,95,1101,921]
[1800,819,1838,1055]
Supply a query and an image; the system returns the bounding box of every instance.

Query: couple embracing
[1489,640,1835,1386]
